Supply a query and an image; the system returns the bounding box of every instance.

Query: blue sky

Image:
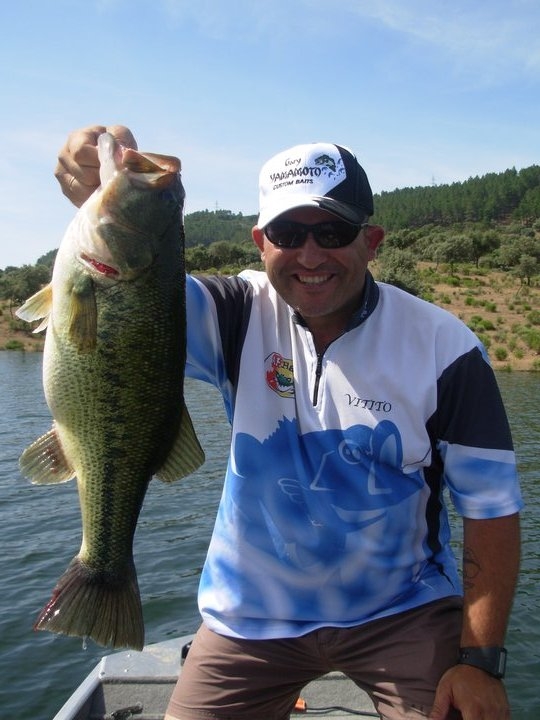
[1,0,539,268]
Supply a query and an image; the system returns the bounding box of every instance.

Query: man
[56,126,522,720]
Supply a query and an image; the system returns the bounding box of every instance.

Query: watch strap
[458,646,507,679]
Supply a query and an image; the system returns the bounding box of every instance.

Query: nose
[296,233,327,268]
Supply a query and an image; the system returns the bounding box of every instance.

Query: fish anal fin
[19,427,75,485]
[34,555,144,650]
[15,284,53,332]
[155,402,205,483]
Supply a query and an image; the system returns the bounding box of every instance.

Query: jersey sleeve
[185,274,253,421]
[432,346,523,519]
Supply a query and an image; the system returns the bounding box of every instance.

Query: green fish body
[17,134,204,650]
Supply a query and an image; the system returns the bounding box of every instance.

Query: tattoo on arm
[463,546,482,591]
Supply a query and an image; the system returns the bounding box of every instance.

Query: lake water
[0,351,538,719]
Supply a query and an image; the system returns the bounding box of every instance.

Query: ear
[364,224,384,260]
[252,226,266,257]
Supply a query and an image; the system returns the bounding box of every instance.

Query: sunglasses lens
[315,222,360,248]
[265,221,361,248]
[264,221,305,247]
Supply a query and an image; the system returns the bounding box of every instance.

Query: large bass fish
[16,133,204,650]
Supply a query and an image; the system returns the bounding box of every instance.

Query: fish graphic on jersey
[232,418,424,566]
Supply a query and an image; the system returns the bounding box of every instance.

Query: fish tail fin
[155,401,205,482]
[34,556,144,650]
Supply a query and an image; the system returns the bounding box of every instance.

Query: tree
[433,235,475,273]
[185,245,211,273]
[494,235,522,269]
[469,229,499,267]
[513,255,539,286]
[376,247,423,296]
[207,241,236,267]
[0,264,51,304]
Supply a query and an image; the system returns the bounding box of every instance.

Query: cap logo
[314,154,337,173]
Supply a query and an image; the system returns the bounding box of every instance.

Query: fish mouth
[80,253,120,278]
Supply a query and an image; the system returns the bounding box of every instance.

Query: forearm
[460,513,521,647]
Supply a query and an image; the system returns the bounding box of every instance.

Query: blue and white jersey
[185,270,523,640]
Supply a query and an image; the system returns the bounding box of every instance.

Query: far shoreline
[1,334,538,373]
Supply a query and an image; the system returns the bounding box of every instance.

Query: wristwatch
[458,646,507,679]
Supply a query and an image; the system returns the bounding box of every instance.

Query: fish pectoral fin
[19,427,75,484]
[15,284,53,332]
[68,277,98,352]
[155,402,205,482]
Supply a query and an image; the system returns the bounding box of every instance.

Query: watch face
[495,648,507,677]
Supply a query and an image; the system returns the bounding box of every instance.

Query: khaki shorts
[166,597,463,720]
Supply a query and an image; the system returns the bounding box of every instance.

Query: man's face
[252,207,383,336]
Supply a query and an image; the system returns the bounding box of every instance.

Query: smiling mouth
[297,274,333,285]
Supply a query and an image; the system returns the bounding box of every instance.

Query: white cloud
[335,0,540,78]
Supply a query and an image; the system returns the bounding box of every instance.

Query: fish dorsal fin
[16,284,53,332]
[19,427,75,485]
[155,402,205,483]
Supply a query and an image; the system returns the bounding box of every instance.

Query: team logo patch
[265,352,295,398]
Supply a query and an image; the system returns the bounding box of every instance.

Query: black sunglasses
[264,220,366,249]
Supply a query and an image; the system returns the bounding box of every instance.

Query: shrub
[4,340,25,351]
[477,333,491,349]
[468,316,496,332]
[521,329,540,353]
[526,310,540,326]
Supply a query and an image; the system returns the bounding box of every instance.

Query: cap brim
[258,196,366,228]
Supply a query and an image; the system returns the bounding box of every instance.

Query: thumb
[429,683,452,720]
[105,124,138,150]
